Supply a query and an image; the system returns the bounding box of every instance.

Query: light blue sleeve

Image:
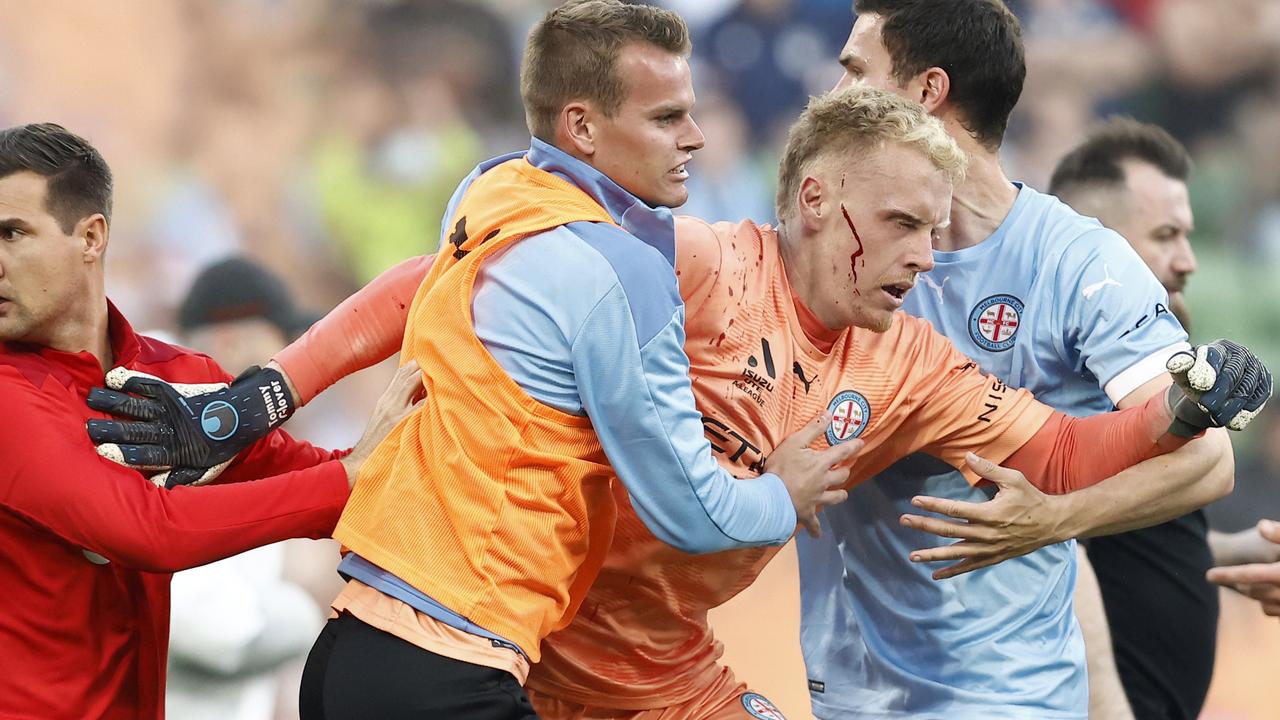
[1055,228,1189,402]
[571,288,797,553]
[471,225,796,554]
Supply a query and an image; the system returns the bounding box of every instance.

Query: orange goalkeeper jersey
[526,217,1054,708]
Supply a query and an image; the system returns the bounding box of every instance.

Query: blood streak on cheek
[841,203,865,283]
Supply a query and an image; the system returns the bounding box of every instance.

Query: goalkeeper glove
[1165,339,1272,437]
[86,365,295,488]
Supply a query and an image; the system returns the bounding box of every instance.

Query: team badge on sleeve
[825,390,870,445]
[968,294,1024,352]
[741,692,787,719]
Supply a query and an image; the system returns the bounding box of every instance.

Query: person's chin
[851,307,894,333]
[657,189,688,209]
[0,320,24,343]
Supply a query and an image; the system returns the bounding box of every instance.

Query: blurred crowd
[2,0,1278,718]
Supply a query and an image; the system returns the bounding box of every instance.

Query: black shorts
[299,611,539,720]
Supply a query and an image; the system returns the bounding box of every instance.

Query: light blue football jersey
[797,184,1189,719]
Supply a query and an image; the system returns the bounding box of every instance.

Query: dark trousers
[1084,510,1218,720]
[299,612,540,720]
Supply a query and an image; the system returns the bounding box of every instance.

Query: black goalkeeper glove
[86,365,296,488]
[1164,339,1272,438]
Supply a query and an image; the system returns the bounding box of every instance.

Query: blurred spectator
[698,0,850,144]
[1004,0,1152,185]
[144,0,336,329]
[680,91,776,224]
[165,258,326,720]
[306,0,516,283]
[1148,0,1280,146]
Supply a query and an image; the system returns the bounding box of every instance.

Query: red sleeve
[0,372,350,573]
[1003,391,1189,494]
[272,253,434,404]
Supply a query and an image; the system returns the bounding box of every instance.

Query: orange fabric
[1004,389,1185,494]
[529,666,776,720]
[527,217,1054,707]
[330,579,530,684]
[333,158,621,660]
[274,254,434,404]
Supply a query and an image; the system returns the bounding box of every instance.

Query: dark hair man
[0,122,421,719]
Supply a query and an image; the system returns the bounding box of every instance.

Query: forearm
[106,461,350,573]
[578,300,795,552]
[1208,524,1278,566]
[1057,429,1232,539]
[272,254,433,404]
[1004,391,1185,496]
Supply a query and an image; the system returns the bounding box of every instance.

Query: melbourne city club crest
[968,294,1024,352]
[740,692,787,720]
[825,390,870,445]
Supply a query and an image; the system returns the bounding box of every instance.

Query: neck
[933,119,1019,252]
[777,222,841,330]
[46,291,113,372]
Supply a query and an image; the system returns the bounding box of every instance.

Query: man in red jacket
[0,122,417,720]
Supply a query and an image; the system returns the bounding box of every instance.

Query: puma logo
[920,273,949,302]
[1082,264,1123,300]
[793,362,815,394]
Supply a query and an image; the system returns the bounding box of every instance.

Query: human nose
[908,231,935,273]
[682,116,706,153]
[1172,237,1197,275]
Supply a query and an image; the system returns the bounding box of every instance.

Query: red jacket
[0,303,349,719]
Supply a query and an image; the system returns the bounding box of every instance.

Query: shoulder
[674,216,765,274]
[675,216,772,304]
[1020,187,1113,251]
[483,222,683,345]
[1022,188,1140,266]
[674,215,724,258]
[559,220,682,310]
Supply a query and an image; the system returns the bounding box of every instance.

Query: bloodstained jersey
[525,216,1054,709]
[796,184,1188,720]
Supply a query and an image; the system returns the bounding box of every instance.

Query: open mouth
[881,282,913,300]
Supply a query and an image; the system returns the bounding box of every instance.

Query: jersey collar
[525,138,676,267]
[2,300,141,391]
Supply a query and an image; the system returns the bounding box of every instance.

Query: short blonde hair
[521,0,691,141]
[775,85,967,220]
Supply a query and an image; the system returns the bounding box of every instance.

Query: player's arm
[273,253,433,404]
[571,245,853,552]
[1027,231,1235,534]
[85,254,433,485]
[1,363,421,573]
[900,230,1258,575]
[6,387,347,573]
[900,340,1267,578]
[1029,376,1232,540]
